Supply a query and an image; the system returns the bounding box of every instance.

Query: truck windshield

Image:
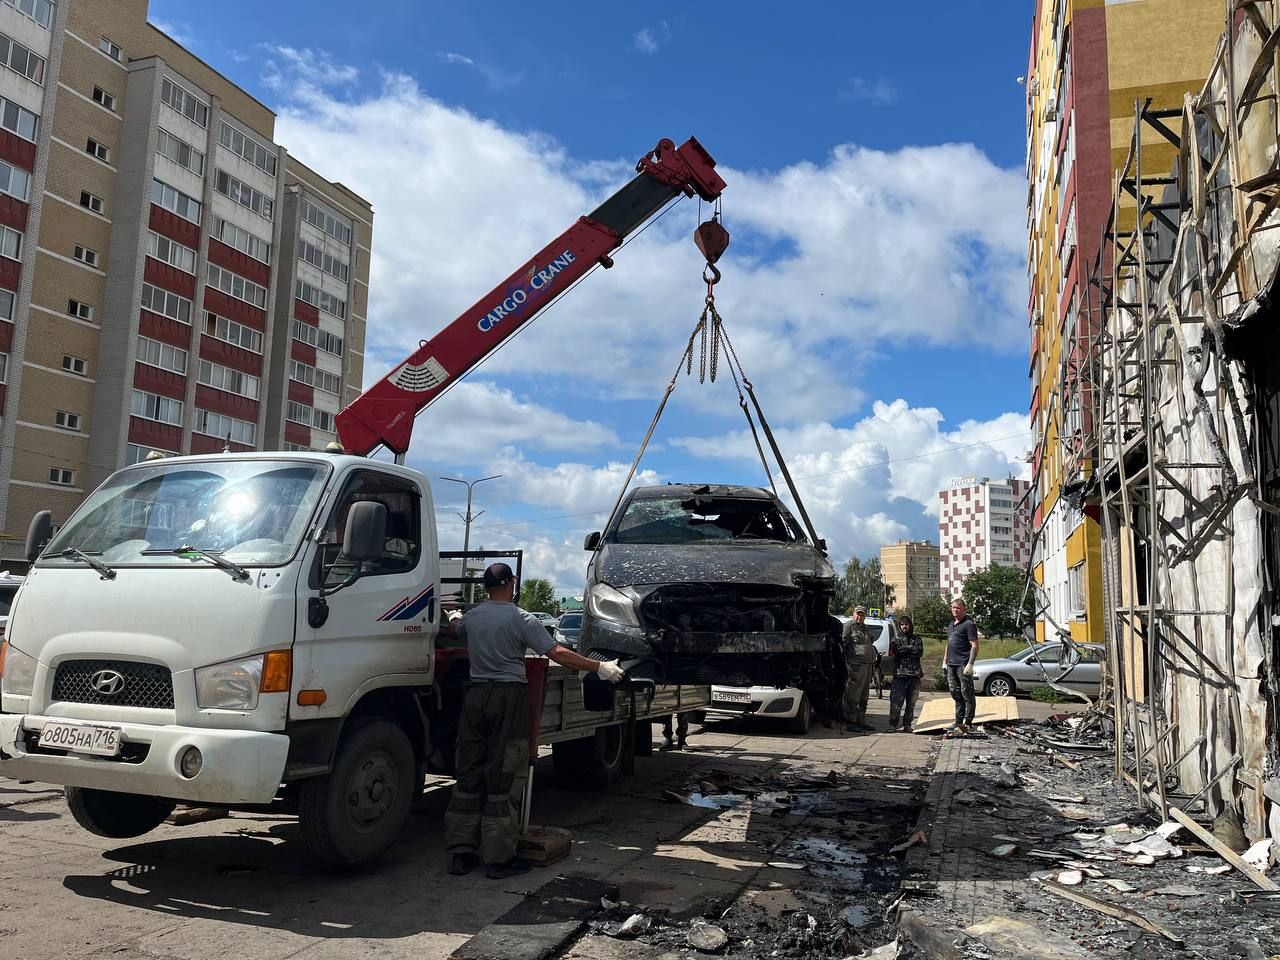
[40,460,329,568]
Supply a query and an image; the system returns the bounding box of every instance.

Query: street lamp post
[439,474,502,602]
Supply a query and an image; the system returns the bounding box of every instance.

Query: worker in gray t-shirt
[444,562,624,880]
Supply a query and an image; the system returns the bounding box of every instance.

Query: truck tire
[552,725,625,790]
[66,786,174,839]
[786,694,812,735]
[298,718,415,866]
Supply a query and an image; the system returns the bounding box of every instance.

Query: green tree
[518,577,558,615]
[832,557,894,614]
[910,593,952,636]
[961,564,1035,638]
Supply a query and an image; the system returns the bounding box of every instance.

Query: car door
[1014,644,1060,686]
[1067,644,1104,693]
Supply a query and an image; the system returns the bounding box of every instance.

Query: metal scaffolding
[1083,3,1280,834]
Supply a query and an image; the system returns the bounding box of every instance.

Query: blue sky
[151,1,1036,593]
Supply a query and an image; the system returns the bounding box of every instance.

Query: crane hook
[694,214,730,266]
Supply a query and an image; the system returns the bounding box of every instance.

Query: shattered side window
[612,496,800,545]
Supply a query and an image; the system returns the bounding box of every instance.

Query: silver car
[973,642,1105,698]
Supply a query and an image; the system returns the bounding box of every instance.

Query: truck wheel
[786,695,812,735]
[552,726,625,790]
[66,786,175,839]
[298,718,415,866]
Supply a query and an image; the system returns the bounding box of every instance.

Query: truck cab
[0,452,440,864]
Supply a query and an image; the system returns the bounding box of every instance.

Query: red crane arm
[335,137,727,457]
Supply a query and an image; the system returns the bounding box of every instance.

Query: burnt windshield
[611,495,804,545]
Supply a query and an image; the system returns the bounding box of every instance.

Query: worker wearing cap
[841,605,878,732]
[444,562,625,879]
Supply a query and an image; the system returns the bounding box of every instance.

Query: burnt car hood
[592,541,834,592]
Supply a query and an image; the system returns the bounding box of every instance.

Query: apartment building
[1025,0,1219,642]
[879,539,940,612]
[938,477,1032,599]
[0,0,372,558]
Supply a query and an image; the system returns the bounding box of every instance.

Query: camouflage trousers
[842,659,876,724]
[444,682,530,865]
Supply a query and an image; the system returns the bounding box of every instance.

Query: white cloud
[436,50,524,89]
[840,76,897,105]
[262,46,359,94]
[634,22,671,54]
[150,18,196,49]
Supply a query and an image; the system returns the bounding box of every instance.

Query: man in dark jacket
[944,598,979,735]
[888,615,924,732]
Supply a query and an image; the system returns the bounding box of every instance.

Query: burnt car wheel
[786,695,812,735]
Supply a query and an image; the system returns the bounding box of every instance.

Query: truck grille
[52,660,175,710]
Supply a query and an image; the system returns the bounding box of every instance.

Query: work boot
[660,736,675,751]
[486,858,531,880]
[676,739,687,751]
[448,853,478,876]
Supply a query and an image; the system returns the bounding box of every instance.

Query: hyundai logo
[90,669,125,696]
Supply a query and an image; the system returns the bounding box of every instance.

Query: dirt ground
[0,692,940,960]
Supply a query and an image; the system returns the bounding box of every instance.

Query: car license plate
[38,720,121,757]
[714,691,751,705]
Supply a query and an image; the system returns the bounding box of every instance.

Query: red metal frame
[335,137,726,457]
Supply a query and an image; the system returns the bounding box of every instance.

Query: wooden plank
[1041,883,1184,947]
[913,696,1022,734]
[1168,806,1279,890]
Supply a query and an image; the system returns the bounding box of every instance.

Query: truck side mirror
[583,531,601,551]
[341,501,387,563]
[25,510,52,563]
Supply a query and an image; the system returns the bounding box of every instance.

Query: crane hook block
[695,218,730,266]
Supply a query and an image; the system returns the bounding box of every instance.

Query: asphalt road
[0,694,943,959]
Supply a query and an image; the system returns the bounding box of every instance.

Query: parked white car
[706,683,813,734]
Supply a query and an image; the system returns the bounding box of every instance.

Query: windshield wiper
[142,546,251,581]
[60,547,116,580]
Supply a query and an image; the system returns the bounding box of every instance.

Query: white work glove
[962,663,974,678]
[596,660,625,683]
[446,609,463,623]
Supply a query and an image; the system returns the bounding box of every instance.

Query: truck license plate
[714,691,751,705]
[38,721,122,757]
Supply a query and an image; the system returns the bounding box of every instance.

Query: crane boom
[335,137,727,457]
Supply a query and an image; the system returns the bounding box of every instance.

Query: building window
[313,409,336,433]
[3,0,53,29]
[155,127,204,176]
[159,77,207,126]
[206,263,267,309]
[295,279,346,319]
[0,32,45,83]
[0,351,7,382]
[85,138,109,162]
[62,354,87,376]
[79,190,104,214]
[297,238,349,282]
[0,95,37,140]
[49,467,74,486]
[291,362,339,395]
[150,178,200,224]
[204,311,263,353]
[146,231,196,273]
[302,199,351,245]
[98,36,122,61]
[292,318,318,347]
[54,410,80,431]
[317,329,343,357]
[213,169,273,220]
[198,359,259,400]
[217,121,277,176]
[194,408,255,445]
[211,217,270,264]
[67,299,93,321]
[73,244,97,267]
[136,335,187,374]
[0,159,28,201]
[1069,562,1086,617]
[0,224,19,260]
[92,85,116,111]
[140,282,192,324]
[131,389,183,425]
[286,400,311,426]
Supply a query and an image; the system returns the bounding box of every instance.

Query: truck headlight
[586,583,640,628]
[0,641,37,697]
[195,655,263,710]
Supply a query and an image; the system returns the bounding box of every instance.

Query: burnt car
[579,484,842,694]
